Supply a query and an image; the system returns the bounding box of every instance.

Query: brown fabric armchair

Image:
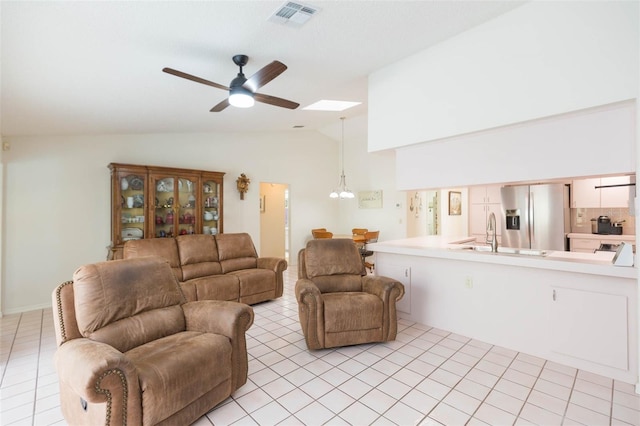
[295,239,405,350]
[52,256,254,426]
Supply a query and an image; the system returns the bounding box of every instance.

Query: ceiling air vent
[268,2,320,27]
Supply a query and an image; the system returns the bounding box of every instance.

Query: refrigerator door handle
[530,191,535,246]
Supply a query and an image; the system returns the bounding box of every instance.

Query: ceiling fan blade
[210,98,230,112]
[254,93,299,110]
[243,61,287,92]
[163,67,229,91]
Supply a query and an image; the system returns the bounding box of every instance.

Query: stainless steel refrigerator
[500,183,570,251]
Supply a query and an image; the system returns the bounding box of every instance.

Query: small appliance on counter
[611,220,625,235]
[597,215,611,234]
[593,216,625,235]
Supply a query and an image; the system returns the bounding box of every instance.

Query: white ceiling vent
[268,2,320,27]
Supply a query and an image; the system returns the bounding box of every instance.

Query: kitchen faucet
[486,212,499,253]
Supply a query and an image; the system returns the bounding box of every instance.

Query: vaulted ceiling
[1,1,524,137]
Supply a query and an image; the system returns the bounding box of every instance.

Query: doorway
[259,182,290,262]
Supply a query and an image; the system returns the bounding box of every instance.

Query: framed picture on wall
[449,191,461,215]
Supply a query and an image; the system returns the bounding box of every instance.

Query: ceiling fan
[163,55,299,112]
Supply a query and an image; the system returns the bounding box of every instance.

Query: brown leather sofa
[52,256,254,425]
[295,239,405,350]
[123,233,287,305]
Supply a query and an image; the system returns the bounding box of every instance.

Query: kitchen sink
[456,245,548,257]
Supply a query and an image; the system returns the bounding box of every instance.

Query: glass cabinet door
[177,177,198,236]
[117,171,146,245]
[151,174,199,238]
[202,178,221,235]
[152,175,176,238]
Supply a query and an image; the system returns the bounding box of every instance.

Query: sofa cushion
[177,235,223,280]
[123,238,183,281]
[186,274,240,301]
[229,269,276,297]
[126,331,232,425]
[216,233,258,273]
[73,257,186,351]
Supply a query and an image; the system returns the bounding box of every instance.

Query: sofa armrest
[182,300,254,391]
[257,257,288,298]
[294,279,325,350]
[54,338,141,425]
[362,276,405,341]
[257,257,287,273]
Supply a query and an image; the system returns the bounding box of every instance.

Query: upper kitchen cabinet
[571,176,634,209]
[469,185,502,205]
[600,176,634,208]
[109,163,225,259]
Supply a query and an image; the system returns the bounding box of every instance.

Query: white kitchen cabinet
[550,286,628,370]
[375,263,411,315]
[571,178,600,208]
[600,176,634,208]
[571,176,633,208]
[569,234,636,253]
[569,238,600,253]
[470,185,502,205]
[469,185,502,242]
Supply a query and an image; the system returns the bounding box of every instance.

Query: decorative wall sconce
[409,192,422,217]
[236,173,250,200]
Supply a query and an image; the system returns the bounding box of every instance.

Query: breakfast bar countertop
[368,236,637,279]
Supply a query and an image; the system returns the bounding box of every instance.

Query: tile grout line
[0,312,21,389]
[31,310,45,426]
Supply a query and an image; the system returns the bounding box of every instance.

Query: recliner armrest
[182,300,254,336]
[54,338,140,412]
[295,279,325,350]
[362,276,405,302]
[182,300,254,391]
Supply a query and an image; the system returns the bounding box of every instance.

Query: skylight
[302,100,361,112]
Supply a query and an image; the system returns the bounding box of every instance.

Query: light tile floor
[2,266,640,425]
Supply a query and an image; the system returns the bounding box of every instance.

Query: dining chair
[361,230,379,272]
[313,231,333,239]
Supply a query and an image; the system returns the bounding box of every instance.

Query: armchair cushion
[304,239,364,281]
[126,331,231,426]
[73,257,186,352]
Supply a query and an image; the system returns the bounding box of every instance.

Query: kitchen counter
[568,232,635,242]
[369,235,638,384]
[368,235,636,279]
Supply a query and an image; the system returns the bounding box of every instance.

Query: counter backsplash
[571,207,635,235]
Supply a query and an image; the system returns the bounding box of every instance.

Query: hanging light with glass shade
[329,117,355,199]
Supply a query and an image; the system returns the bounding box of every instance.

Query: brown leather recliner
[295,239,405,350]
[52,256,254,426]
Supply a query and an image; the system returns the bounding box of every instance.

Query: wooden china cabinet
[108,163,224,259]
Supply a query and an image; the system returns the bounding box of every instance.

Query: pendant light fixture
[329,117,355,199]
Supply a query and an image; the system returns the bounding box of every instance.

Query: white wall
[396,101,636,190]
[369,1,639,151]
[1,123,405,314]
[2,131,344,314]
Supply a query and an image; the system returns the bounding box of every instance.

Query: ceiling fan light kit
[163,54,299,112]
[229,87,255,108]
